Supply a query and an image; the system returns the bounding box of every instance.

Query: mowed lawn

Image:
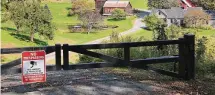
[1,2,136,48]
[125,0,148,9]
[1,1,135,64]
[129,29,153,40]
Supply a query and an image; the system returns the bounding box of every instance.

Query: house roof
[103,1,130,8]
[205,10,215,20]
[151,7,205,19]
[152,7,185,19]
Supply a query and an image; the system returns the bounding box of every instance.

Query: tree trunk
[16,26,20,34]
[87,24,92,34]
[30,32,34,42]
[15,24,20,34]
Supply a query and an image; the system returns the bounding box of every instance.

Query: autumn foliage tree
[148,0,179,9]
[78,10,103,34]
[184,9,211,28]
[71,0,94,15]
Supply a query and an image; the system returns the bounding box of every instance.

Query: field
[1,2,136,48]
[1,0,142,64]
[124,0,148,9]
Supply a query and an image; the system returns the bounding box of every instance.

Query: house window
[171,19,173,23]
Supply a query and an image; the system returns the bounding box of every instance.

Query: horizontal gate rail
[131,56,179,65]
[68,62,114,69]
[70,47,124,64]
[1,46,55,54]
[69,40,184,49]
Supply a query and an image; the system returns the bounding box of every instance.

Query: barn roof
[103,1,130,8]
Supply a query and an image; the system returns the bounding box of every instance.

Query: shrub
[111,8,126,20]
[184,9,211,28]
[195,36,215,77]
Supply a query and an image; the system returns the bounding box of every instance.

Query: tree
[6,0,55,42]
[24,0,55,41]
[144,14,168,54]
[148,0,179,9]
[71,0,94,15]
[78,10,103,34]
[143,14,165,30]
[111,8,127,20]
[184,9,211,28]
[1,0,11,23]
[191,0,215,10]
[8,0,26,33]
[166,24,181,40]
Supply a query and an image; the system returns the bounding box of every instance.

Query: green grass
[43,2,80,32]
[1,1,135,64]
[1,2,136,48]
[129,29,153,40]
[123,0,148,9]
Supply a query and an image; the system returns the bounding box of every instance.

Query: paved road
[85,18,146,44]
[1,68,170,95]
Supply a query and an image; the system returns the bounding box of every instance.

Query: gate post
[63,44,69,70]
[124,46,130,66]
[184,34,195,80]
[178,38,186,79]
[55,44,62,70]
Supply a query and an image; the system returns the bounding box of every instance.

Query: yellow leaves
[184,9,211,28]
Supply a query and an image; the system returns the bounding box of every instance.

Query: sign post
[22,51,46,84]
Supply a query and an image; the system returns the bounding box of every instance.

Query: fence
[1,34,195,80]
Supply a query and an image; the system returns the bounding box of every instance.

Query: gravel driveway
[1,68,170,95]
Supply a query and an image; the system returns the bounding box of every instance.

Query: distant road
[45,9,151,61]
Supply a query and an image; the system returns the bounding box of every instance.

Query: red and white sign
[22,50,46,84]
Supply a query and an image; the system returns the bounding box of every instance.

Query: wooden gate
[1,34,195,80]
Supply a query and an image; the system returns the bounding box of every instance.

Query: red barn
[95,0,133,16]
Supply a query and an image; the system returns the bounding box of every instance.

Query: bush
[184,9,211,28]
[195,36,215,77]
[111,8,126,20]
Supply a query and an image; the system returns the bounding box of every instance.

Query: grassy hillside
[126,0,148,9]
[1,2,136,48]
